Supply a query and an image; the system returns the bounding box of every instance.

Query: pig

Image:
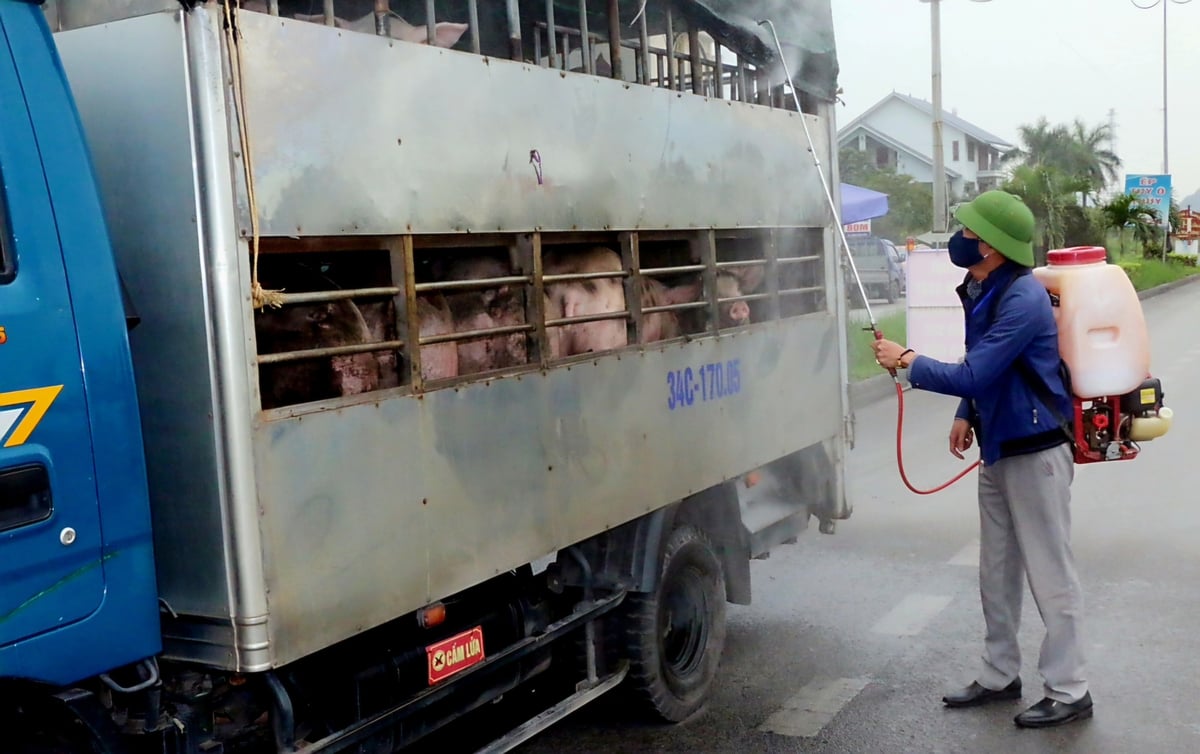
[439,256,530,375]
[291,9,469,48]
[543,247,629,357]
[255,295,380,410]
[639,267,763,341]
[414,294,459,381]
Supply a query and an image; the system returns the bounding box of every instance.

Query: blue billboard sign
[1125,174,1172,227]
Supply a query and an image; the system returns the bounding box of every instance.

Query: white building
[837,92,1013,201]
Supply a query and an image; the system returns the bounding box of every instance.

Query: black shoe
[1014,693,1093,728]
[942,679,1022,708]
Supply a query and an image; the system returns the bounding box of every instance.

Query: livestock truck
[0,0,851,751]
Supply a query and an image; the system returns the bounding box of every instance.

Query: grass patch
[1116,257,1200,292]
[848,311,907,382]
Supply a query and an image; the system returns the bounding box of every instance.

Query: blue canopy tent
[839,183,889,225]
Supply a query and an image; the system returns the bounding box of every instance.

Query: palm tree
[1067,120,1121,203]
[1002,118,1121,207]
[1003,165,1092,259]
[1100,192,1160,257]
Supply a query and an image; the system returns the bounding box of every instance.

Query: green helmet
[953,190,1036,267]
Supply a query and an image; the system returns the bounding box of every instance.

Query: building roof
[838,123,963,179]
[837,92,1015,151]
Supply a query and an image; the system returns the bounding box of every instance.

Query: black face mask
[948,230,985,269]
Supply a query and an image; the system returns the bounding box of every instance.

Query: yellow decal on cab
[0,385,64,447]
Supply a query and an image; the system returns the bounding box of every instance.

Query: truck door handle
[0,464,53,533]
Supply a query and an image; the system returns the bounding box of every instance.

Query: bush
[1119,257,1200,291]
[1166,253,1197,268]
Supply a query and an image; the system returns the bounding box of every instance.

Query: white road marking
[870,594,954,636]
[758,677,872,738]
[948,539,979,567]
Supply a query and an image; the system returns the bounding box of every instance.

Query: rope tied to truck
[221,1,284,311]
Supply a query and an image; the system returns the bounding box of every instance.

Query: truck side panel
[232,12,832,236]
[53,11,236,624]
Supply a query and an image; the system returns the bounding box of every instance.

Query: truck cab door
[0,22,106,647]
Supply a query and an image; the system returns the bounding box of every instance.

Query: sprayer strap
[990,268,1076,449]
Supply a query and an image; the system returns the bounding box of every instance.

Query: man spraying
[872,190,1093,729]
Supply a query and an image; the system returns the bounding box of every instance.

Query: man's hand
[871,338,915,370]
[949,418,974,460]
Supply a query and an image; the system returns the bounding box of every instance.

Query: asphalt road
[509,281,1200,753]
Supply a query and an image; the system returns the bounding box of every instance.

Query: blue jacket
[908,261,1073,465]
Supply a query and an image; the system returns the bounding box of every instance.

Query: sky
[828,0,1200,205]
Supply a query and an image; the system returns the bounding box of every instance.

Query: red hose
[892,378,980,495]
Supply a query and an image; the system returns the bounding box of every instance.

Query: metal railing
[236,0,799,110]
[253,229,826,408]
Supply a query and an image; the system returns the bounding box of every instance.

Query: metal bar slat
[779,286,825,296]
[278,287,401,305]
[607,0,622,80]
[526,233,550,366]
[578,0,592,75]
[718,293,771,304]
[324,0,336,26]
[642,301,707,315]
[777,255,823,265]
[713,47,723,99]
[640,264,707,277]
[267,0,279,15]
[665,4,676,90]
[700,231,719,332]
[545,0,557,67]
[420,323,533,347]
[687,25,702,95]
[638,9,650,86]
[714,260,767,271]
[469,0,481,54]
[541,270,627,284]
[765,228,781,321]
[426,0,438,45]
[375,0,390,36]
[507,0,523,61]
[385,239,415,388]
[414,276,530,293]
[401,235,423,391]
[259,340,406,366]
[619,232,643,344]
[546,310,631,328]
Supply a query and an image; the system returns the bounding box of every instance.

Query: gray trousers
[975,443,1088,704]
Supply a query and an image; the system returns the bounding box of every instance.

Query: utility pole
[1108,108,1118,199]
[930,0,946,233]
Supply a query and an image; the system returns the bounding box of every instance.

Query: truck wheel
[621,525,726,723]
[886,280,899,303]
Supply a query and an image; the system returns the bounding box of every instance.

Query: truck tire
[621,524,726,723]
[886,279,899,304]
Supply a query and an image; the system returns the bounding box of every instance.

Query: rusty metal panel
[254,315,841,665]
[228,10,832,237]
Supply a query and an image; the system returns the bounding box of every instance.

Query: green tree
[837,148,933,240]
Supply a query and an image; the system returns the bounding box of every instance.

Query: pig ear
[664,279,703,305]
[434,22,469,49]
[736,264,766,293]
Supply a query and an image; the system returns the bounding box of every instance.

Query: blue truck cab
[0,0,160,692]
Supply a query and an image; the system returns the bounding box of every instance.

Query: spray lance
[755,21,1175,492]
[756,19,973,494]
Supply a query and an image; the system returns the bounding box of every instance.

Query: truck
[0,1,850,751]
[846,233,905,304]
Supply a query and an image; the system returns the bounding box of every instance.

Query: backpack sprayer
[758,21,1173,494]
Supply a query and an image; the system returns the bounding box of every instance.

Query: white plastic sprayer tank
[1033,247,1150,399]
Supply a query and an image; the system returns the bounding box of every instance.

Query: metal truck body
[0,1,848,750]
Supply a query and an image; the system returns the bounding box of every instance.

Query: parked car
[846,235,905,303]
